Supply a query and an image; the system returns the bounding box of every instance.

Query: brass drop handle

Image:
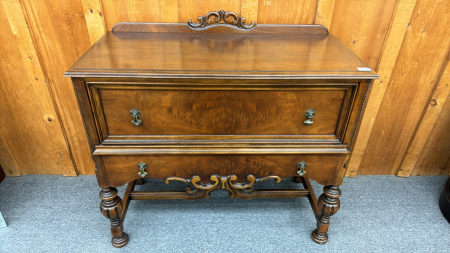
[304,109,315,125]
[130,109,142,126]
[137,162,147,178]
[297,161,307,176]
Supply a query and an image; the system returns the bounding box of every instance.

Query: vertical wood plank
[161,0,179,22]
[314,0,335,29]
[358,0,450,175]
[125,0,162,23]
[257,0,317,24]
[178,0,242,23]
[20,0,96,175]
[0,0,76,175]
[0,129,21,176]
[102,0,163,31]
[346,0,417,177]
[81,0,106,45]
[411,103,450,176]
[101,0,127,31]
[241,0,258,23]
[330,0,398,70]
[398,56,450,176]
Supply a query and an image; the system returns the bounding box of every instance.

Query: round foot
[311,230,328,244]
[112,232,129,248]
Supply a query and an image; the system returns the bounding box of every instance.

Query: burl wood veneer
[65,10,378,247]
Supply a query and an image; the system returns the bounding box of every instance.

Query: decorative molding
[71,77,94,155]
[188,10,256,30]
[350,79,372,150]
[165,174,281,199]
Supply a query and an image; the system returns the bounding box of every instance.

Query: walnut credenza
[65,10,378,248]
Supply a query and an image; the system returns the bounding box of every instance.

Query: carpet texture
[0,175,449,253]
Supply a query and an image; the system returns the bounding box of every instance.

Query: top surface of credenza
[65,24,378,79]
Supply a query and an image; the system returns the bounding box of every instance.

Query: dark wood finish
[72,78,109,188]
[112,23,330,35]
[99,187,129,247]
[120,181,136,222]
[65,18,377,247]
[129,187,310,200]
[312,185,341,244]
[102,154,348,187]
[64,32,377,80]
[99,88,346,136]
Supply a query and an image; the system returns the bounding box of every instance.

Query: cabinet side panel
[72,78,109,187]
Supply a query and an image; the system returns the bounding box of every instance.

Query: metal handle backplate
[297,161,307,176]
[130,109,142,126]
[137,162,147,177]
[304,109,315,125]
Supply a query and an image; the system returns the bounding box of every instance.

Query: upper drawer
[87,82,360,144]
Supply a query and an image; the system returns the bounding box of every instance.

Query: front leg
[311,185,341,244]
[99,188,129,247]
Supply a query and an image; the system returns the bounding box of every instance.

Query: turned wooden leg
[99,188,129,247]
[311,185,341,244]
[294,176,302,183]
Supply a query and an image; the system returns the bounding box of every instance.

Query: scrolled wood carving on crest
[188,10,256,30]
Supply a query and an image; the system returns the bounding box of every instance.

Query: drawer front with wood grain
[102,154,348,187]
[89,84,357,142]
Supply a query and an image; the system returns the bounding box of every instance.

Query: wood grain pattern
[358,0,450,175]
[102,0,162,31]
[241,0,258,23]
[257,0,317,24]
[411,101,450,175]
[81,0,106,45]
[0,128,21,176]
[409,66,450,176]
[102,154,348,187]
[98,88,346,136]
[0,1,76,175]
[315,0,336,29]
[346,0,417,177]
[161,0,179,22]
[67,23,371,247]
[330,0,398,70]
[20,0,95,175]
[398,56,450,176]
[66,32,376,79]
[111,22,329,35]
[2,0,449,177]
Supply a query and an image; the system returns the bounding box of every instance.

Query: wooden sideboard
[65,10,378,248]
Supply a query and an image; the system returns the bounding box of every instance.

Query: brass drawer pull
[137,162,147,177]
[304,109,315,125]
[130,109,142,126]
[297,161,307,176]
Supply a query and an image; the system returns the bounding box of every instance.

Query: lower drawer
[102,154,348,187]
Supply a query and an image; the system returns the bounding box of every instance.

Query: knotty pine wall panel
[20,0,95,175]
[358,0,450,175]
[329,0,397,70]
[257,0,317,24]
[410,62,450,176]
[1,0,449,176]
[0,1,75,176]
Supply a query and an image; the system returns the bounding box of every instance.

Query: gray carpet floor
[0,175,449,253]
